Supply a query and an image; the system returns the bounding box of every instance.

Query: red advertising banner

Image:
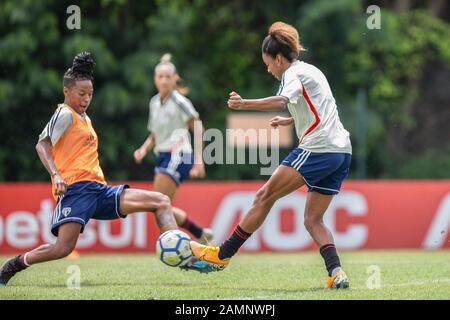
[0,181,449,253]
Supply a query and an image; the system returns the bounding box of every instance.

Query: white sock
[22,252,30,267]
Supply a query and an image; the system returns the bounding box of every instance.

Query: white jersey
[147,90,199,154]
[277,60,352,154]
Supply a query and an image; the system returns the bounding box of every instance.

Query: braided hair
[63,52,96,88]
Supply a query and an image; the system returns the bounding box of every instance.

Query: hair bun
[160,53,172,63]
[267,21,302,55]
[269,22,299,42]
[72,52,95,76]
[269,22,284,36]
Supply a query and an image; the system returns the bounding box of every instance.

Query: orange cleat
[324,270,350,289]
[190,241,229,270]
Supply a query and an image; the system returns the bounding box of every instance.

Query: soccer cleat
[179,256,216,273]
[0,256,27,287]
[197,228,215,245]
[324,270,350,289]
[190,241,229,270]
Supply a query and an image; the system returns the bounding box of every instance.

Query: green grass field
[0,250,449,300]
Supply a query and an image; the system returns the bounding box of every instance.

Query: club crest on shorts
[62,207,72,217]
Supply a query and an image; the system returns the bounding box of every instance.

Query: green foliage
[0,0,449,181]
[395,144,450,179]
[297,1,450,179]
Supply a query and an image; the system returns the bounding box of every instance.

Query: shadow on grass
[149,281,331,298]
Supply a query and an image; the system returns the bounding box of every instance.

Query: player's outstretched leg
[120,188,178,232]
[153,174,215,244]
[119,188,216,273]
[190,166,304,270]
[0,222,81,287]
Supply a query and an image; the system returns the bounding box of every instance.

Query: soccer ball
[156,229,193,267]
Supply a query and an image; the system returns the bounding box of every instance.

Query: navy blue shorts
[51,181,129,236]
[154,152,193,186]
[281,148,352,195]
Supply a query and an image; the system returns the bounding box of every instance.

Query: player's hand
[134,147,146,164]
[189,163,206,179]
[53,174,68,196]
[227,91,245,110]
[269,116,294,128]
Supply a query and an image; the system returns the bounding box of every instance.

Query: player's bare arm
[35,137,67,196]
[134,133,155,164]
[227,91,288,111]
[188,117,205,178]
[270,116,294,128]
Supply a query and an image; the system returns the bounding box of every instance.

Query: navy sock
[218,225,252,260]
[181,217,203,239]
[320,244,341,276]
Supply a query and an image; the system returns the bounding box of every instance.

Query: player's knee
[253,187,274,208]
[53,243,75,259]
[156,193,171,211]
[304,216,321,232]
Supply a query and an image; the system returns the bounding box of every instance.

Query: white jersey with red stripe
[277,60,352,154]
